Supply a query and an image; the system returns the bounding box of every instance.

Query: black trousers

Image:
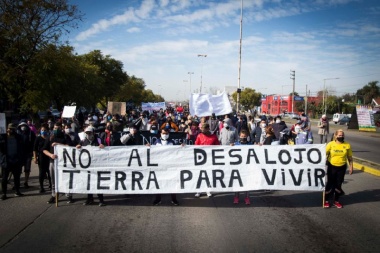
[325,163,347,202]
[87,194,104,202]
[38,156,51,189]
[155,194,177,202]
[1,163,22,195]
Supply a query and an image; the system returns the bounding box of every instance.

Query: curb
[354,161,380,177]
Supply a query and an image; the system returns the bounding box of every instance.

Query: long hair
[332,129,344,141]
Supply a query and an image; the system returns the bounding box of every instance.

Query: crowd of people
[0,107,352,208]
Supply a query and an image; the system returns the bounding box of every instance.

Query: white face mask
[261,123,266,128]
[295,126,301,134]
[20,126,27,131]
[223,123,229,128]
[276,120,281,123]
[161,134,169,140]
[65,129,71,134]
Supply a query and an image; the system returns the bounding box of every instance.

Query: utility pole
[197,54,207,93]
[188,72,194,93]
[236,0,243,113]
[290,70,295,112]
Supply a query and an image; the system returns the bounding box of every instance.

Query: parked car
[338,116,351,125]
[284,112,300,120]
[37,111,48,120]
[51,109,61,118]
[333,113,348,124]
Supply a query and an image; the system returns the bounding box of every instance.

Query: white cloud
[127,27,141,33]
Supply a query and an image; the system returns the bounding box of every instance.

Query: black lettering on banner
[194,149,207,166]
[265,149,276,164]
[212,170,226,188]
[212,149,225,165]
[146,171,159,189]
[289,169,303,186]
[79,149,91,169]
[115,171,127,190]
[307,169,311,186]
[228,170,243,187]
[314,168,325,187]
[307,148,322,164]
[278,150,291,165]
[294,148,306,164]
[128,149,142,166]
[97,171,111,190]
[63,170,80,189]
[87,171,90,190]
[132,171,144,190]
[229,149,242,165]
[262,169,276,185]
[247,149,259,164]
[180,170,192,189]
[147,149,158,167]
[63,148,76,168]
[196,170,211,188]
[281,169,285,185]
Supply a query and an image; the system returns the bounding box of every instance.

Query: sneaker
[66,196,74,204]
[14,192,24,197]
[244,197,251,205]
[194,193,200,198]
[0,195,7,201]
[24,182,29,189]
[324,201,330,208]
[206,192,212,197]
[153,199,161,206]
[334,201,343,209]
[171,200,179,206]
[99,202,107,207]
[47,197,55,204]
[233,196,239,204]
[83,200,94,206]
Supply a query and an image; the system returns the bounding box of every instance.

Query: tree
[0,0,83,108]
[231,88,261,110]
[356,81,379,105]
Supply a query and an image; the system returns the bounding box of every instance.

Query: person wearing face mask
[271,116,287,141]
[76,126,107,207]
[120,124,143,146]
[150,128,179,205]
[0,123,25,200]
[178,118,188,132]
[232,130,252,205]
[185,121,200,144]
[218,118,239,146]
[63,123,80,147]
[324,129,353,209]
[43,122,69,204]
[294,120,313,145]
[251,118,267,145]
[159,116,179,132]
[208,113,219,136]
[193,123,219,198]
[17,121,36,189]
[33,124,52,193]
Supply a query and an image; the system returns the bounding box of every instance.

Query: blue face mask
[40,130,47,136]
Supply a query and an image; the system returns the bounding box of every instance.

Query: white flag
[189,92,232,117]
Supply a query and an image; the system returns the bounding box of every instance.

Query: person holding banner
[120,123,143,146]
[324,129,353,209]
[194,123,220,198]
[233,129,251,205]
[43,122,69,204]
[33,124,52,193]
[150,128,180,206]
[76,126,107,207]
[219,118,239,146]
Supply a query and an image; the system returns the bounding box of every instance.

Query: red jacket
[195,133,220,145]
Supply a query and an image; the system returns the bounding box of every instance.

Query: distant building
[261,94,321,115]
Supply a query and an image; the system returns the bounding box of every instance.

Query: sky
[66,0,380,101]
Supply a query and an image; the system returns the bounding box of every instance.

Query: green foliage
[356,81,379,105]
[231,88,261,110]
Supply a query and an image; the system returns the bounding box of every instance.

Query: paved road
[0,162,379,253]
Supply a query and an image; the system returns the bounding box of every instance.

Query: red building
[261,95,321,115]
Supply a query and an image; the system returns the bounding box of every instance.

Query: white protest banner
[0,113,6,134]
[141,102,166,112]
[189,92,232,117]
[62,106,76,118]
[55,145,326,194]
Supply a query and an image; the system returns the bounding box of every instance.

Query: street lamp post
[197,54,207,93]
[188,72,194,93]
[323,77,339,115]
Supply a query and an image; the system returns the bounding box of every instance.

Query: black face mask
[336,137,344,142]
[240,137,247,143]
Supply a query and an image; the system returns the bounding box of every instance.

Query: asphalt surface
[0,160,380,253]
